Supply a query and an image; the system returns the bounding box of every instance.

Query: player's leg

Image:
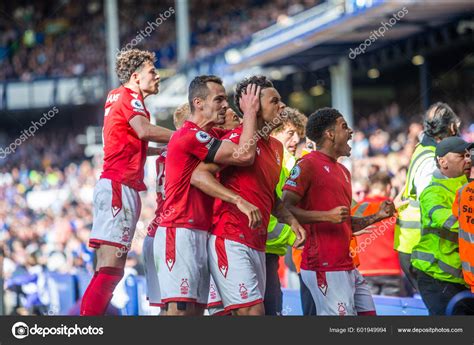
[81,179,140,316]
[209,235,265,316]
[154,227,209,316]
[300,269,356,316]
[353,269,377,315]
[143,234,164,315]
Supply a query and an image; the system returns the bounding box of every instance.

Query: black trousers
[416,269,474,315]
[264,253,282,315]
[398,251,419,293]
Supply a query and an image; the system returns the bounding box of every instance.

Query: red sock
[80,267,124,316]
[80,271,98,311]
[358,310,377,316]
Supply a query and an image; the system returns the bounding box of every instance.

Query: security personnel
[453,175,474,293]
[395,103,460,290]
[411,137,474,315]
[265,107,306,315]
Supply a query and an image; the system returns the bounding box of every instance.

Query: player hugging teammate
[83,49,399,317]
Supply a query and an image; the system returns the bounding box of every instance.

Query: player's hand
[326,206,349,223]
[239,84,261,117]
[236,197,262,229]
[353,225,376,236]
[376,200,396,220]
[290,220,306,248]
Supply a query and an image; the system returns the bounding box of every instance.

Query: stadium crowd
[0,0,321,81]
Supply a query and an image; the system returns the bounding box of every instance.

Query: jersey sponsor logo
[131,99,144,110]
[196,131,211,143]
[180,278,190,295]
[290,165,301,179]
[229,133,239,140]
[323,165,330,173]
[239,283,248,300]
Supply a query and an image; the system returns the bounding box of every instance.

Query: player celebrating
[282,108,395,316]
[81,49,173,316]
[142,102,190,313]
[154,75,262,316]
[191,76,306,316]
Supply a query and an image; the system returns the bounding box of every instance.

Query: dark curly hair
[188,75,223,112]
[423,102,460,140]
[306,107,343,145]
[115,49,156,84]
[234,75,273,115]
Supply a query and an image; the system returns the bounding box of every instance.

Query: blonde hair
[173,103,190,129]
[272,107,307,137]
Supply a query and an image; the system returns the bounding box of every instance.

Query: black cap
[435,137,474,158]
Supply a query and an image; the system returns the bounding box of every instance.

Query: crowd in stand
[0,0,321,81]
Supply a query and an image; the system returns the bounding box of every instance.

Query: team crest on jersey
[180,278,190,295]
[209,283,217,300]
[290,165,301,179]
[131,99,144,110]
[196,131,211,143]
[239,283,248,300]
[323,165,330,173]
[337,302,347,316]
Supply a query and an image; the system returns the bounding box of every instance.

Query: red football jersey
[100,86,150,191]
[212,126,283,251]
[160,121,227,231]
[147,148,167,237]
[283,151,354,272]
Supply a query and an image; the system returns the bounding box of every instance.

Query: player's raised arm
[190,162,262,229]
[212,83,260,166]
[129,116,173,143]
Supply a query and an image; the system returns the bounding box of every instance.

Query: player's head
[435,137,473,178]
[306,107,353,158]
[173,102,190,130]
[116,49,159,97]
[188,75,228,125]
[423,102,460,141]
[368,172,392,197]
[271,107,307,155]
[235,75,285,129]
[217,107,241,130]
